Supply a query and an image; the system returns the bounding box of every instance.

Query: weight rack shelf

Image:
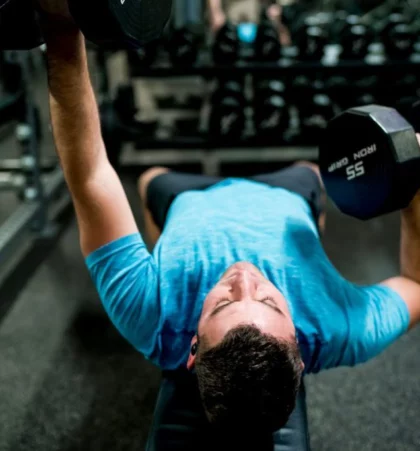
[132,136,317,150]
[120,147,318,176]
[130,58,420,78]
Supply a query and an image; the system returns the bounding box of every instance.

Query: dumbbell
[295,15,328,61]
[254,17,281,62]
[292,75,313,103]
[325,76,348,109]
[293,77,334,142]
[328,10,349,41]
[209,79,246,138]
[384,23,416,59]
[0,0,172,50]
[377,74,418,107]
[299,93,335,143]
[298,25,328,61]
[213,22,239,65]
[326,76,378,111]
[381,13,416,59]
[340,23,373,60]
[253,79,289,138]
[168,27,198,66]
[128,42,159,68]
[353,76,378,107]
[380,13,406,36]
[319,103,420,220]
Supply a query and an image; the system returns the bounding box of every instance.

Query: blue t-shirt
[86,179,410,372]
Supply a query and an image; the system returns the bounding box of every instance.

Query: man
[208,0,292,46]
[43,9,420,436]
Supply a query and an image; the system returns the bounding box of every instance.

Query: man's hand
[37,0,72,18]
[36,0,77,35]
[211,9,227,33]
[207,0,226,34]
[380,185,420,330]
[266,4,291,47]
[401,186,420,284]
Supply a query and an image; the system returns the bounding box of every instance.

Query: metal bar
[0,158,57,172]
[0,202,39,267]
[19,51,46,229]
[0,172,25,191]
[131,135,318,150]
[0,168,66,265]
[130,56,420,78]
[0,173,71,324]
[121,147,318,168]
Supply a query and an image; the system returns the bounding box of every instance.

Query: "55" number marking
[346,161,365,180]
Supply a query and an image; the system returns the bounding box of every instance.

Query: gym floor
[1,53,420,451]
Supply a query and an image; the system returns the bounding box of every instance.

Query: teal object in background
[237,22,258,44]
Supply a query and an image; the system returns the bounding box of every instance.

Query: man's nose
[230,270,258,299]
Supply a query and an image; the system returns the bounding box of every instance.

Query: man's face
[187,262,297,369]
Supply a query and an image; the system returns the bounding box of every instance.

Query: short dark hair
[195,324,303,433]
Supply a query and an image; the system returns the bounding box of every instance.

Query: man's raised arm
[43,21,138,256]
[382,191,420,330]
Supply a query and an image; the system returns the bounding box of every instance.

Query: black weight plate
[0,0,43,50]
[69,0,172,49]
[213,22,239,64]
[255,23,281,61]
[319,106,413,219]
[255,97,289,135]
[168,28,198,66]
[0,0,12,10]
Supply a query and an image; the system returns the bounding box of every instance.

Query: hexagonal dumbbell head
[319,105,420,220]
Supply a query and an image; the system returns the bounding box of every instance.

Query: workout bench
[147,370,310,451]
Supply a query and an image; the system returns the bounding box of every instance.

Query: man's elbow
[65,153,112,192]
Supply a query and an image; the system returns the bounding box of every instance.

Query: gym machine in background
[0,48,70,321]
[0,51,46,199]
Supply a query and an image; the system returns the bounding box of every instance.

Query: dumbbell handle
[36,0,72,20]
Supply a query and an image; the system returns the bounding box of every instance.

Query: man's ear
[296,338,305,372]
[187,335,198,371]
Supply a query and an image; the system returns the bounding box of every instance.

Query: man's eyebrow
[210,299,284,318]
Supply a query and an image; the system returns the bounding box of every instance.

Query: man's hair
[195,324,303,433]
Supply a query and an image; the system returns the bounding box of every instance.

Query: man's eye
[262,297,276,305]
[216,298,230,307]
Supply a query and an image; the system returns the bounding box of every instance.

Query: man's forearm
[45,28,106,187]
[207,0,223,15]
[401,191,420,284]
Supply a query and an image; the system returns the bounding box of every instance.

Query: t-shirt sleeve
[339,284,410,367]
[85,234,161,360]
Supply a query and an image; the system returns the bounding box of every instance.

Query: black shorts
[146,165,324,230]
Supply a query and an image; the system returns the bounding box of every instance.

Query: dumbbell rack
[102,42,420,175]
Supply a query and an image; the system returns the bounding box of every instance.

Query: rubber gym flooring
[1,57,420,451]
